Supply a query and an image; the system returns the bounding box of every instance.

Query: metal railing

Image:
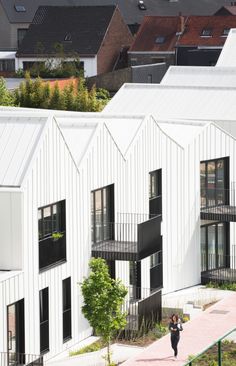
[201,253,236,284]
[184,327,236,366]
[200,188,236,220]
[0,352,43,366]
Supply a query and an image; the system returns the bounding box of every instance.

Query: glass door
[8,304,16,365]
[7,299,25,366]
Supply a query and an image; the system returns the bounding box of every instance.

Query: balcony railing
[39,232,66,271]
[122,286,162,332]
[92,213,162,261]
[200,188,236,221]
[0,352,43,366]
[201,253,236,284]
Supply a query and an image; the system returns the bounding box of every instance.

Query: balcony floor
[201,205,236,221]
[92,240,138,261]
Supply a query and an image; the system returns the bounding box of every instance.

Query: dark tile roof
[17,6,116,56]
[0,0,234,25]
[177,15,236,46]
[215,5,236,15]
[129,16,185,52]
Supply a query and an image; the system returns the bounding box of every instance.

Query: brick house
[128,15,186,67]
[16,5,133,77]
[176,15,236,66]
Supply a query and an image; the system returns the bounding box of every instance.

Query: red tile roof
[177,15,236,46]
[45,78,78,90]
[129,16,185,52]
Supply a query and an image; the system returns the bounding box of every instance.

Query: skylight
[14,4,26,12]
[155,36,165,44]
[222,28,230,37]
[201,29,212,37]
[64,33,72,42]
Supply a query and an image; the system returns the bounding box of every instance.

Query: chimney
[180,15,185,34]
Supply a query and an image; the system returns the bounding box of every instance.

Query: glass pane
[91,193,94,243]
[43,206,52,236]
[208,225,216,270]
[216,160,225,205]
[217,223,226,268]
[38,209,43,240]
[200,163,206,208]
[201,227,206,271]
[8,304,16,357]
[207,162,216,206]
[103,188,112,240]
[95,190,102,242]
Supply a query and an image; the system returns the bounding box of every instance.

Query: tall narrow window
[150,251,162,290]
[149,169,162,216]
[91,185,114,244]
[63,278,72,342]
[39,287,49,354]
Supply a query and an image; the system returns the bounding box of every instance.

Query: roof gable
[17,5,116,56]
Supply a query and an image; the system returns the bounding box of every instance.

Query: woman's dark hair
[170,313,179,322]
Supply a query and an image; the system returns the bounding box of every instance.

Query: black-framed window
[38,200,66,271]
[91,184,114,244]
[200,157,229,208]
[17,29,27,47]
[201,222,229,272]
[63,278,71,342]
[129,261,141,300]
[149,169,162,216]
[39,287,49,354]
[150,250,162,290]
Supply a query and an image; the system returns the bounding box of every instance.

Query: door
[7,299,25,366]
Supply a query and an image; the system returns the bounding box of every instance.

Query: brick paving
[122,292,236,366]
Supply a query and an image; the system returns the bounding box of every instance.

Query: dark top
[169,321,183,337]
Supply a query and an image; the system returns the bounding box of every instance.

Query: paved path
[122,292,236,366]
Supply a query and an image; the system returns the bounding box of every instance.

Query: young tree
[0,77,14,106]
[81,258,127,365]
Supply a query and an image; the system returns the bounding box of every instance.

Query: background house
[176,15,236,66]
[15,5,133,77]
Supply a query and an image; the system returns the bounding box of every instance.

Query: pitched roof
[0,114,47,187]
[161,65,236,87]
[17,5,116,57]
[129,16,184,52]
[216,28,236,66]
[177,15,236,47]
[0,0,233,26]
[103,83,236,121]
[215,5,236,15]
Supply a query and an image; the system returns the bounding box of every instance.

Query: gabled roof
[177,15,236,47]
[0,114,47,187]
[215,5,236,16]
[0,0,232,26]
[161,65,236,87]
[129,16,184,52]
[17,5,116,57]
[103,83,236,121]
[216,28,236,66]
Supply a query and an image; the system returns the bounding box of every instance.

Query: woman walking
[169,314,183,359]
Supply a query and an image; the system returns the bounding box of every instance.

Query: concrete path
[122,292,236,366]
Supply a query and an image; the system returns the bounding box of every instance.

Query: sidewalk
[122,292,236,366]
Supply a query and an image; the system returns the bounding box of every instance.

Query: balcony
[200,188,236,222]
[201,253,236,285]
[92,213,162,261]
[0,352,43,366]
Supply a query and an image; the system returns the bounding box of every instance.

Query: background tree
[0,77,14,106]
[81,258,127,365]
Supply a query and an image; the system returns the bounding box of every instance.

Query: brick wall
[97,7,133,75]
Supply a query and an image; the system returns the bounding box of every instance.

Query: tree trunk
[107,338,111,365]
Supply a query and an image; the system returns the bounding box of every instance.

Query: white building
[2,28,236,366]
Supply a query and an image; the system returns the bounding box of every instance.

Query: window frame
[62,277,72,342]
[39,287,49,354]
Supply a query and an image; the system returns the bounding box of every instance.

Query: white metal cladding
[216,29,236,67]
[103,83,236,123]
[20,116,91,360]
[0,272,24,353]
[161,66,236,87]
[0,116,47,186]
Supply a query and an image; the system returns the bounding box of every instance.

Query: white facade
[15,55,98,77]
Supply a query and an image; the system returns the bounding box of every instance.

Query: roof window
[64,33,72,42]
[14,4,26,12]
[201,29,212,37]
[155,36,165,44]
[222,28,230,37]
